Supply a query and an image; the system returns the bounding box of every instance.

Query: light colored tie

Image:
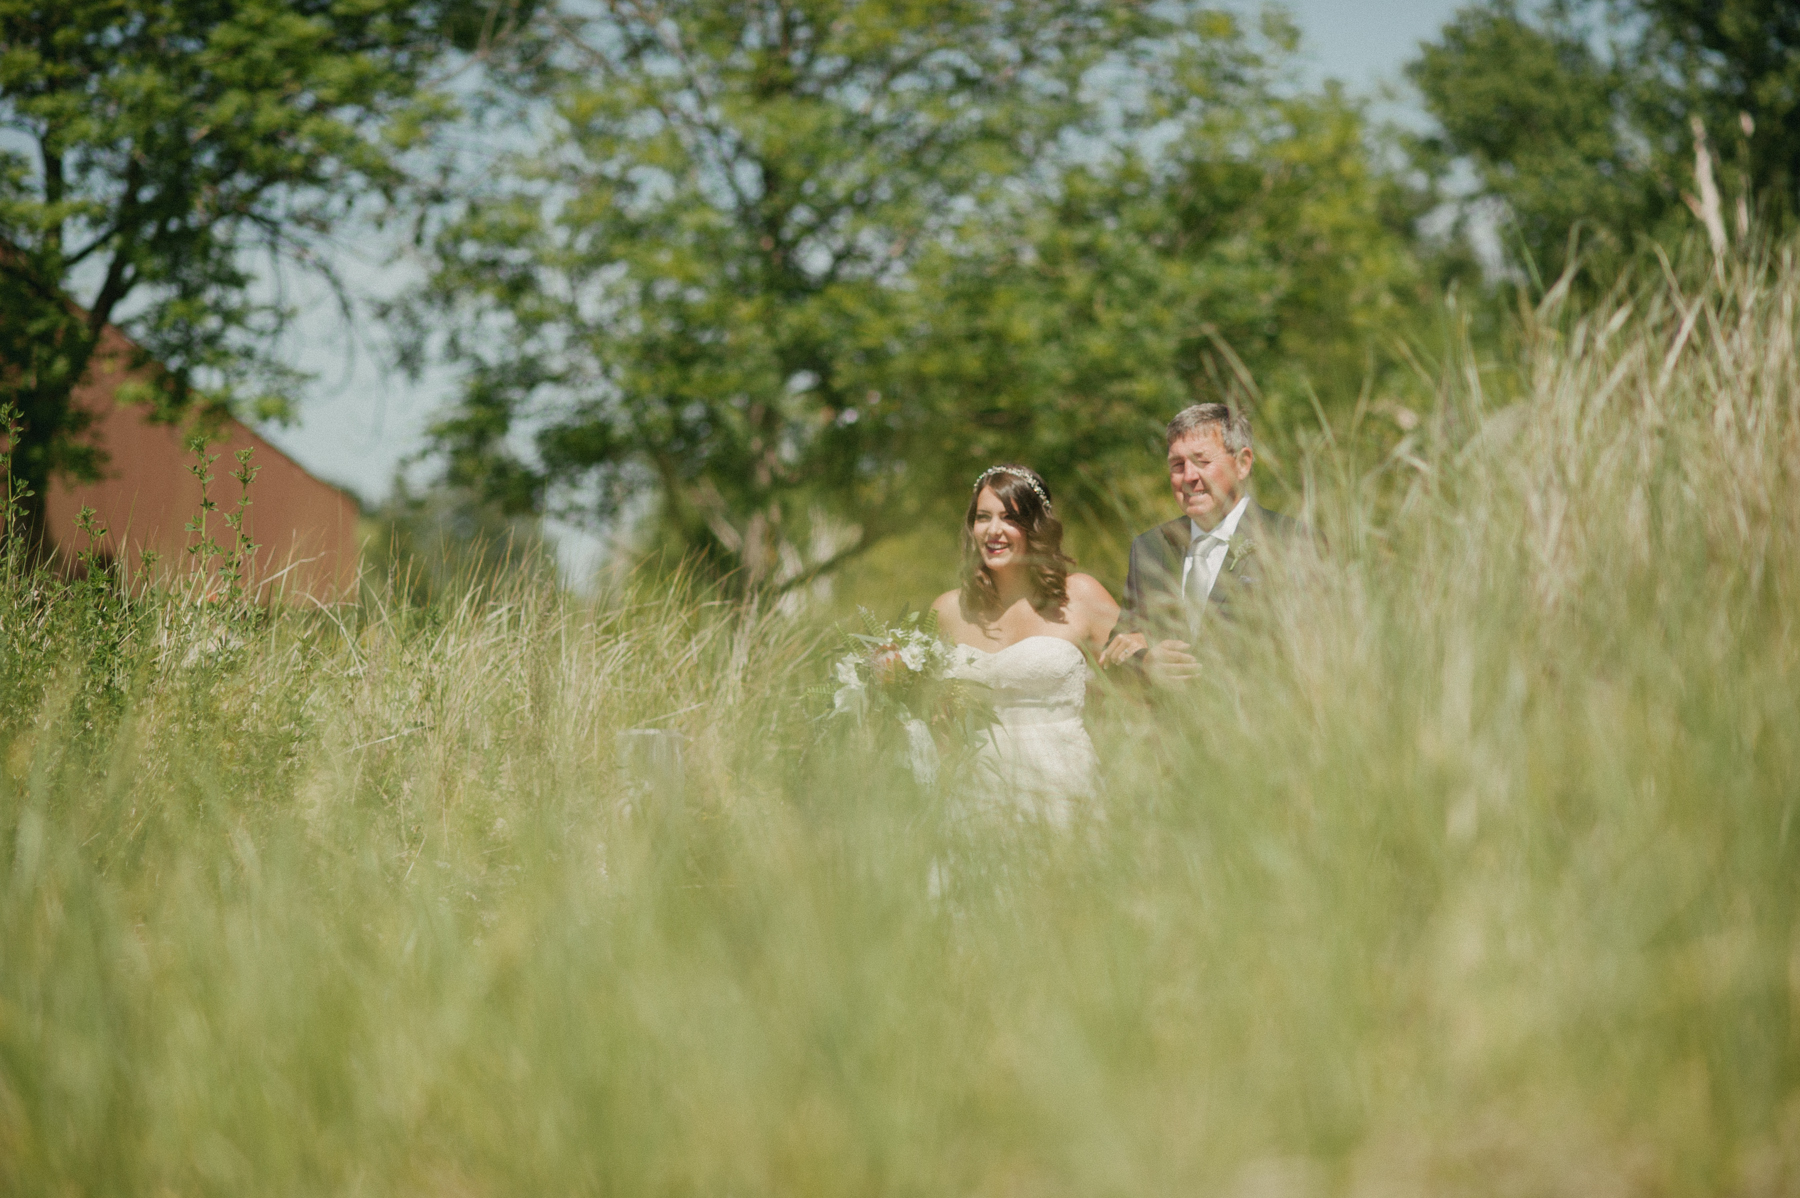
[1184,531,1224,631]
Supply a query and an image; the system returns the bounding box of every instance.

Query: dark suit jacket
[1118,501,1299,645]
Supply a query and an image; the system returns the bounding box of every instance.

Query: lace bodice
[948,636,1090,725]
[945,635,1096,823]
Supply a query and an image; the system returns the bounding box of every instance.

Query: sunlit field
[3,246,1798,1195]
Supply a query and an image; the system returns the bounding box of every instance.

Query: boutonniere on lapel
[1225,534,1255,575]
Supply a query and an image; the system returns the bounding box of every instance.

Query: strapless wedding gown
[948,636,1098,827]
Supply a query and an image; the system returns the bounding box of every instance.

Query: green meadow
[3,248,1798,1195]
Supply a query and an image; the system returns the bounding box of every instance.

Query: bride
[930,464,1119,826]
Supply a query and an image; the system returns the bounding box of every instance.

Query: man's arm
[1103,528,1206,681]
[1099,538,1151,667]
[1118,535,1147,636]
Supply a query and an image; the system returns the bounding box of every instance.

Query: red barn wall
[42,325,361,602]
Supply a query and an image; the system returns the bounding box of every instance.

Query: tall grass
[3,243,1798,1196]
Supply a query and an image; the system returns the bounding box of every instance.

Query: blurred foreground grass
[4,246,1800,1196]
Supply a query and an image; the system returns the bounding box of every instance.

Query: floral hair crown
[972,465,1051,510]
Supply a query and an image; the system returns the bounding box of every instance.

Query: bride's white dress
[948,635,1098,827]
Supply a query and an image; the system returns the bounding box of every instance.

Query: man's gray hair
[1166,403,1251,453]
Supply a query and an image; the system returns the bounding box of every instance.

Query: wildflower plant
[183,434,225,582]
[220,448,260,604]
[0,402,33,576]
[180,435,261,632]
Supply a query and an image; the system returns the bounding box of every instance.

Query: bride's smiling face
[970,487,1027,569]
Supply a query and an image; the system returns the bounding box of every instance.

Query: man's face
[1168,426,1253,530]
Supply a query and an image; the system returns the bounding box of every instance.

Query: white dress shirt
[1181,493,1251,612]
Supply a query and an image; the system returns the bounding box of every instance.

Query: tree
[1634,0,1800,221]
[1407,1,1674,283]
[0,0,505,542]
[898,80,1429,500]
[412,1,1425,590]
[1407,0,1800,284]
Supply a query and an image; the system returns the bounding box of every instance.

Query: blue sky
[1281,0,1469,95]
[261,0,1472,511]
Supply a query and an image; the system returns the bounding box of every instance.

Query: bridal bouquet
[824,609,988,785]
[829,609,954,714]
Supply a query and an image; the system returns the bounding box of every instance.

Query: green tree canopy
[1407,0,1800,284]
[0,0,495,539]
[1637,0,1800,217]
[899,81,1426,502]
[411,0,1427,590]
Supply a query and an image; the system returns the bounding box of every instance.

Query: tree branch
[85,249,137,336]
[771,521,887,596]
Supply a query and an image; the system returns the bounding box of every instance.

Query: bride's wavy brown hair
[960,465,1076,620]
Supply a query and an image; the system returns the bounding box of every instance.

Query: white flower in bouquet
[832,653,867,713]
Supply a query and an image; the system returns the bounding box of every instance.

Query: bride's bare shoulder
[930,589,965,628]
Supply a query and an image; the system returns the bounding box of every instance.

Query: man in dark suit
[1099,403,1298,683]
